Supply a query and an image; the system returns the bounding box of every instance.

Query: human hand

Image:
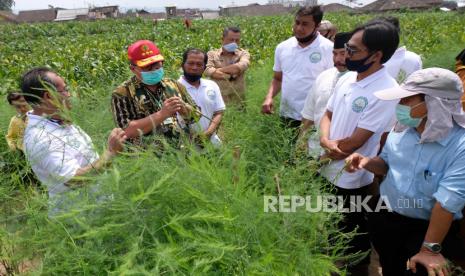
[261,97,274,114]
[409,249,450,276]
[160,97,185,119]
[107,128,127,155]
[344,153,370,173]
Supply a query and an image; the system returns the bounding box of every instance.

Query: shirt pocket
[421,170,442,197]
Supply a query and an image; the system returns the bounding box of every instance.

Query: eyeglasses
[56,86,70,94]
[344,43,362,57]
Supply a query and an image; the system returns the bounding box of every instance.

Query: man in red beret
[111,40,200,149]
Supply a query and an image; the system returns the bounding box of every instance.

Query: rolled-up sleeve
[433,152,465,215]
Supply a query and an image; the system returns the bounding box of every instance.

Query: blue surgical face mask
[395,102,426,128]
[141,67,164,85]
[223,42,238,53]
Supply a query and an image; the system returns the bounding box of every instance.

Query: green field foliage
[0,11,464,275]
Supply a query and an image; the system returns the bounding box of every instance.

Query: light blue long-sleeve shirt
[379,123,465,220]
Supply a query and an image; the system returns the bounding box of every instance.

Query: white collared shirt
[301,67,346,158]
[384,46,422,84]
[321,67,399,189]
[178,77,226,146]
[273,34,334,120]
[23,113,98,198]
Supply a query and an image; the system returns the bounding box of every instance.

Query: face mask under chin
[296,29,317,44]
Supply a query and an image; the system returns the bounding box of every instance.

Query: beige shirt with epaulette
[204,48,250,105]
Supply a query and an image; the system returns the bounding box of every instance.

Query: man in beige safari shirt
[205,26,250,106]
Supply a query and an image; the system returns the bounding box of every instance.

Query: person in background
[261,5,333,134]
[204,26,250,106]
[318,20,337,41]
[5,92,30,152]
[178,48,226,147]
[373,16,422,84]
[298,32,351,158]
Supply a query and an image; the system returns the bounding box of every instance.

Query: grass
[1,11,465,275]
[0,61,350,275]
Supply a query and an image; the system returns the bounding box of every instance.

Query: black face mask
[296,28,317,44]
[183,71,202,83]
[345,54,374,73]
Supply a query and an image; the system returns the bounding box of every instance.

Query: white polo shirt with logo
[179,77,226,146]
[273,34,334,120]
[384,46,422,84]
[321,67,399,189]
[301,67,347,158]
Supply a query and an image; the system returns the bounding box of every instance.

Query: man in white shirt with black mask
[261,5,333,133]
[319,21,400,275]
[179,48,225,147]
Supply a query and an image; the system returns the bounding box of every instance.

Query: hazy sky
[13,0,376,12]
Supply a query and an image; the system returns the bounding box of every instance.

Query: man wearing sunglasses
[111,40,200,149]
[319,21,400,275]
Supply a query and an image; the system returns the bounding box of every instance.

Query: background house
[219,3,293,17]
[88,6,119,19]
[359,0,443,12]
[55,8,89,21]
[322,3,353,12]
[17,8,59,23]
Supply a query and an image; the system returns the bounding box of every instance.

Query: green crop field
[0,11,464,275]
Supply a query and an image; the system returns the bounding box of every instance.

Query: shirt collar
[406,124,457,147]
[353,66,388,89]
[27,112,66,127]
[293,33,322,50]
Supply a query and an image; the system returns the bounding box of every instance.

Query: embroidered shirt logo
[309,52,322,63]
[352,96,368,113]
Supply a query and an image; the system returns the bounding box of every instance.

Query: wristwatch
[422,242,442,253]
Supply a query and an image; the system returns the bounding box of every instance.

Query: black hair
[295,5,323,25]
[182,48,208,67]
[20,67,57,105]
[351,21,399,64]
[7,91,24,105]
[222,26,241,38]
[370,16,400,34]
